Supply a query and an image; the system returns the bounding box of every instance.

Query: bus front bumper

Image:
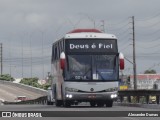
[64,92,118,101]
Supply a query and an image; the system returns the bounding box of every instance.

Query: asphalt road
[0,84,43,102]
[0,104,159,111]
[0,104,159,120]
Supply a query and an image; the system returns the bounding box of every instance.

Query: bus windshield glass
[65,55,118,81]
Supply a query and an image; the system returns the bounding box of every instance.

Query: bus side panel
[53,61,64,100]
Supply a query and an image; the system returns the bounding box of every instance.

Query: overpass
[0,80,47,102]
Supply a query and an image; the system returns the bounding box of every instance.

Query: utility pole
[132,16,137,90]
[30,34,32,78]
[41,31,44,80]
[0,43,2,75]
[21,37,24,78]
[101,20,105,32]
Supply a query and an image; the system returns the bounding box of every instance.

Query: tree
[0,74,14,81]
[20,77,50,90]
[144,69,156,74]
[20,77,39,86]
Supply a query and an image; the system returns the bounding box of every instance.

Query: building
[13,78,22,83]
[130,74,160,89]
[119,75,128,85]
[38,79,47,85]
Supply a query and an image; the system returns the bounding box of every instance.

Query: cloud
[0,0,160,78]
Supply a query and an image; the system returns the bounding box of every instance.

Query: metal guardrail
[118,90,160,104]
[119,89,160,96]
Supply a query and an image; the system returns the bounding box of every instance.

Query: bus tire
[97,102,104,107]
[90,101,96,107]
[106,100,113,107]
[63,101,71,107]
[47,101,51,105]
[55,100,62,107]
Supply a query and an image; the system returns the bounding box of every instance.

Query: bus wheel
[106,100,113,107]
[64,101,71,107]
[90,102,96,107]
[97,102,104,107]
[55,100,62,107]
[47,101,51,105]
[47,101,54,105]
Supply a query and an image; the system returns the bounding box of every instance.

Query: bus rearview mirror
[119,53,124,70]
[60,52,66,70]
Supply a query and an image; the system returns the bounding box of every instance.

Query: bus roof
[68,29,102,33]
[65,29,116,39]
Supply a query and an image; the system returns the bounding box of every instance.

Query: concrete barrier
[0,80,47,95]
[3,96,48,105]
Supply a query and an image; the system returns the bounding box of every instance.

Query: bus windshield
[65,54,118,81]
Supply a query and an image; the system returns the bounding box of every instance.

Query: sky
[1,0,160,79]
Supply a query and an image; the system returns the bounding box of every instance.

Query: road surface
[0,84,44,102]
[0,104,159,120]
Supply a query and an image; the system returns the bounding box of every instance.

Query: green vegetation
[20,77,51,90]
[0,74,14,81]
[0,74,51,90]
[144,69,156,74]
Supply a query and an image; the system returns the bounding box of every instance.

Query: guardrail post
[156,95,159,104]
[128,96,131,103]
[146,95,149,104]
[120,96,123,103]
[137,96,140,103]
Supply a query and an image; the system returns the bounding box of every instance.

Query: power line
[136,42,160,49]
[108,23,130,31]
[136,20,160,28]
[105,17,129,26]
[136,12,160,22]
[119,44,131,52]
[116,28,130,36]
[136,27,160,36]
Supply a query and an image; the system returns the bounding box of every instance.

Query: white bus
[50,29,124,107]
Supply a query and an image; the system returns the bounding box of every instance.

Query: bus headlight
[69,94,72,98]
[111,94,117,99]
[65,87,78,92]
[66,94,73,98]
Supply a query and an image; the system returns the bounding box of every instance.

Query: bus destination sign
[66,39,117,53]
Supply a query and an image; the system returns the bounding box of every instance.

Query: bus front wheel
[106,100,113,107]
[90,101,96,107]
[55,100,62,107]
[63,100,71,107]
[97,102,104,107]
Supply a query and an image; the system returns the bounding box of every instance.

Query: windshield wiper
[96,70,105,80]
[82,68,91,79]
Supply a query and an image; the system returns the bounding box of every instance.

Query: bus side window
[54,46,57,60]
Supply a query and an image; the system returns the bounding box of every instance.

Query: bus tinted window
[66,55,91,80]
[65,55,118,81]
[92,55,117,80]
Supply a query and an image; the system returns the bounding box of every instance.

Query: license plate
[88,95,96,99]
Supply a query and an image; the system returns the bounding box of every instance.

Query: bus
[50,29,124,107]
